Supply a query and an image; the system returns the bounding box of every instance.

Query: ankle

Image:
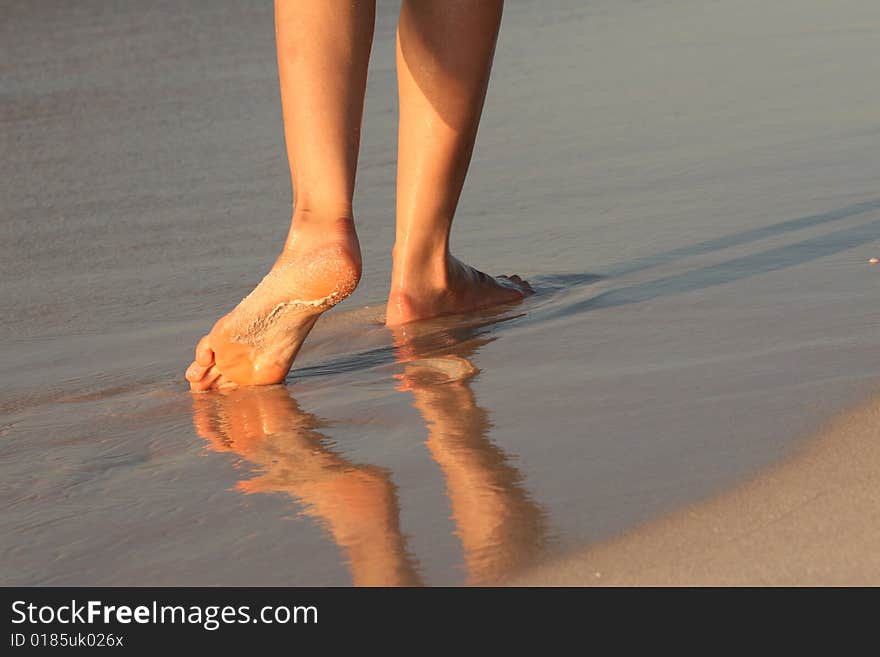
[385,288,417,323]
[284,208,359,256]
[390,242,451,292]
[292,194,353,219]
[291,208,355,232]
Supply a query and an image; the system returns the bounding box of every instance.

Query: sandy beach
[509,394,880,586]
[2,0,879,586]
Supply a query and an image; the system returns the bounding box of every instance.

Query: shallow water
[2,0,879,585]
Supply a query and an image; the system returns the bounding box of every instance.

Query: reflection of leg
[398,357,546,584]
[387,0,531,326]
[192,388,422,586]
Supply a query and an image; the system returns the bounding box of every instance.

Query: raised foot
[186,223,361,391]
[385,256,533,326]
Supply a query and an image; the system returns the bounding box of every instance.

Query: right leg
[186,0,375,391]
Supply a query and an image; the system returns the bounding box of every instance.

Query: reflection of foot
[186,216,361,391]
[390,328,547,584]
[386,254,533,326]
[190,386,422,586]
[395,355,479,390]
[403,370,545,584]
[191,386,328,465]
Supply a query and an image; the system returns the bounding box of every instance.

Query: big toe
[186,335,217,384]
[186,361,210,383]
[195,335,215,367]
[189,365,223,392]
[190,365,238,393]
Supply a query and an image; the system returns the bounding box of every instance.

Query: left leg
[387,0,531,326]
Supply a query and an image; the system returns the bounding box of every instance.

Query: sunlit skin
[392,325,547,584]
[186,0,531,391]
[192,388,423,587]
[387,0,533,325]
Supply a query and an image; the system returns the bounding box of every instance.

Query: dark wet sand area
[2,0,879,584]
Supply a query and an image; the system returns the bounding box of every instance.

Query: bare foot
[386,254,533,326]
[186,216,361,391]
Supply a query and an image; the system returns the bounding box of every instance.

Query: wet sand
[508,395,880,586]
[2,0,880,585]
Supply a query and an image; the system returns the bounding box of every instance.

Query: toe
[508,274,534,294]
[215,374,238,391]
[499,274,528,295]
[185,361,209,382]
[189,365,222,392]
[195,336,215,367]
